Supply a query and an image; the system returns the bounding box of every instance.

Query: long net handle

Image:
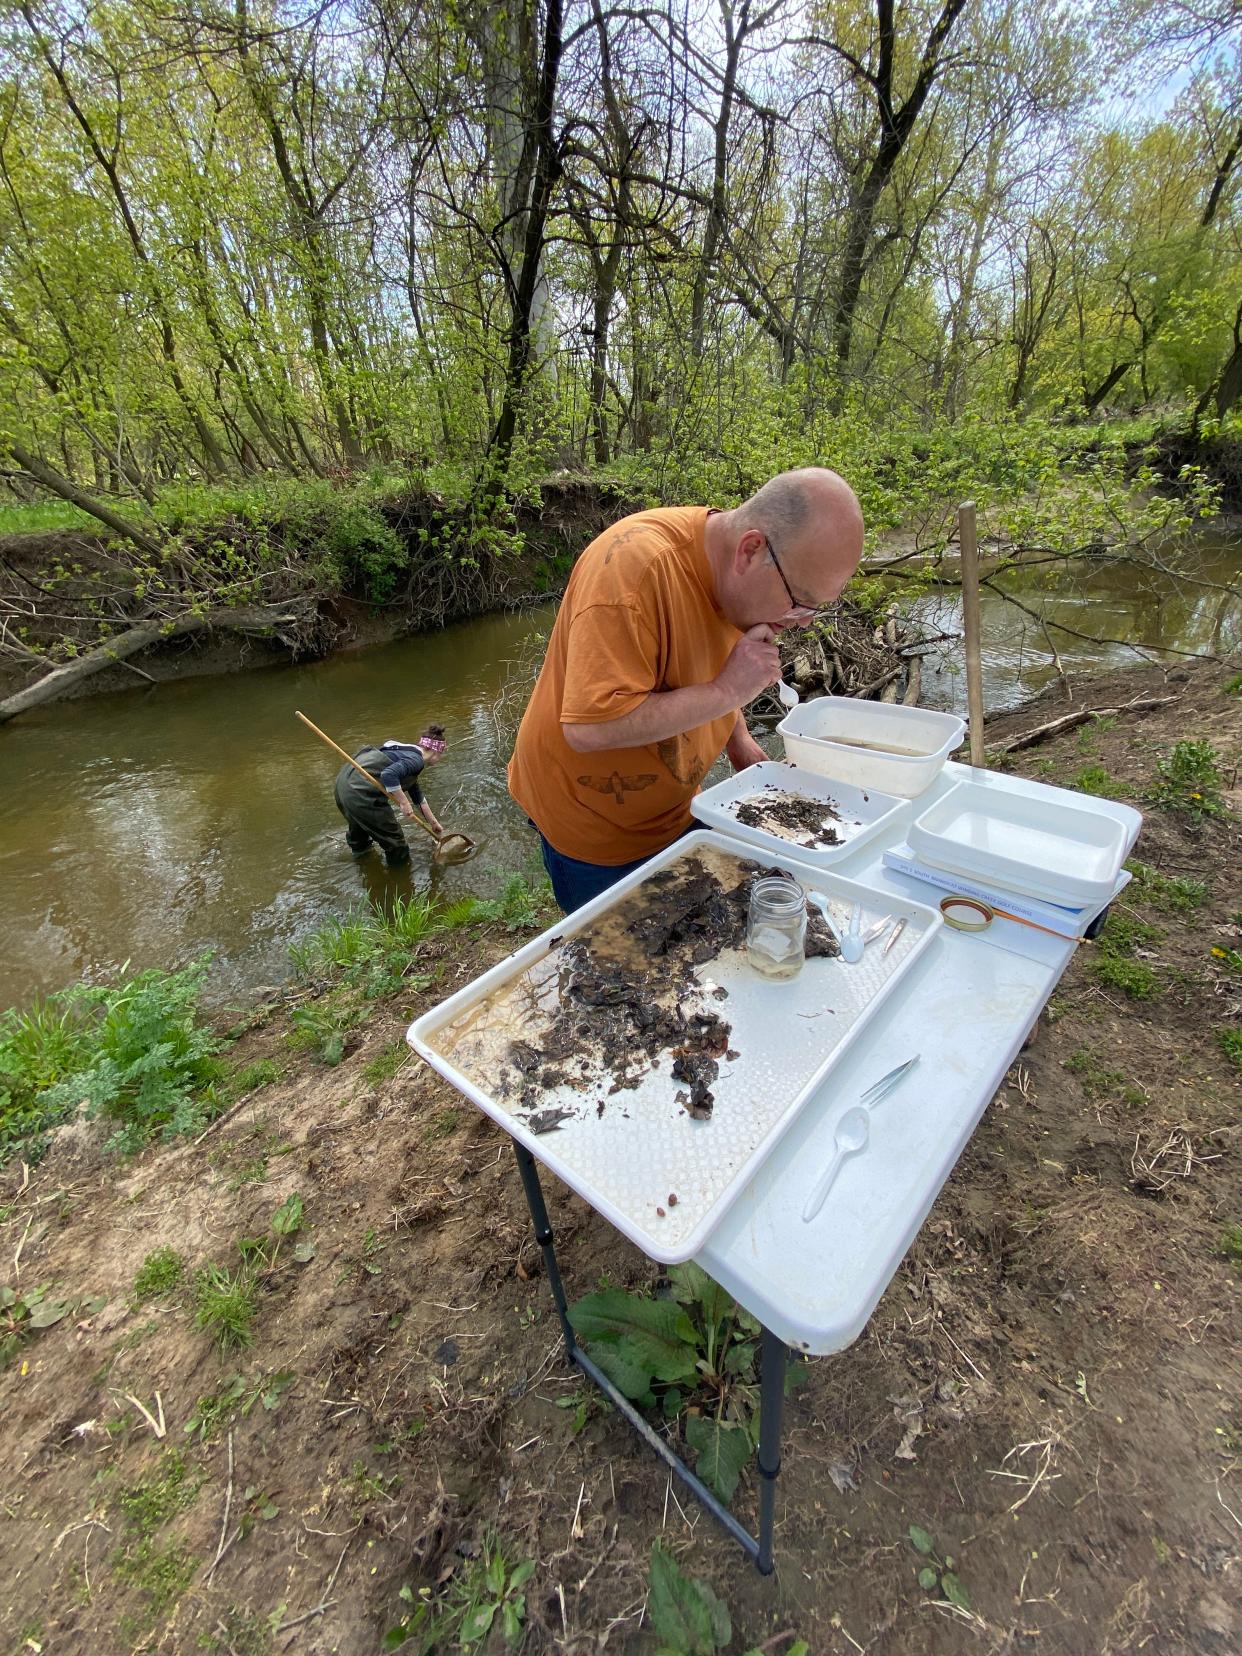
[293,709,439,841]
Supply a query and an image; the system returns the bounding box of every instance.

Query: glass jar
[746,876,807,980]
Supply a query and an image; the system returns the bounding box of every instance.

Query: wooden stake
[958,501,986,767]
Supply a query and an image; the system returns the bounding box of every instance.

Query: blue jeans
[536,834,655,914]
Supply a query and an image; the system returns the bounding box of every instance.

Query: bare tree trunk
[5,442,163,556]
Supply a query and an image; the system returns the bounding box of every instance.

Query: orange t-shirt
[507,507,741,865]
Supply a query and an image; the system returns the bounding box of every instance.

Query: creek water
[0,534,1236,1009]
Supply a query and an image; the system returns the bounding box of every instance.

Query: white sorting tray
[407,832,942,1264]
[690,761,909,868]
[908,779,1130,908]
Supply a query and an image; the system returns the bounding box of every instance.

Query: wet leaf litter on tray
[471,851,842,1134]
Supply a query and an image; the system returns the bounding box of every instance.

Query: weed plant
[193,1263,259,1351]
[568,1262,805,1501]
[1124,859,1208,912]
[1149,739,1227,819]
[0,957,221,1165]
[386,1532,535,1649]
[1090,913,1162,1000]
[133,1247,185,1303]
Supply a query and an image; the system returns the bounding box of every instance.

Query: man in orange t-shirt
[508,467,864,911]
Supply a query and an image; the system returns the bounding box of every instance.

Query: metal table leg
[512,1141,788,1573]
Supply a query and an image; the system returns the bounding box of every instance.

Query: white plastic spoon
[843,901,864,964]
[800,1106,870,1221]
[807,893,863,963]
[777,678,799,711]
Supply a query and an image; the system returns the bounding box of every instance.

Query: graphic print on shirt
[600,523,647,565]
[655,735,706,788]
[576,772,659,805]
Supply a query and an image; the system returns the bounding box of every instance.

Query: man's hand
[727,723,768,771]
[713,624,782,706]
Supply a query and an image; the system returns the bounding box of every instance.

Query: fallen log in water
[0,602,316,724]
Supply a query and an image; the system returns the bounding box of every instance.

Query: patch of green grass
[229,1059,282,1095]
[1090,912,1162,1000]
[116,1450,203,1537]
[1217,1028,1242,1069]
[227,1155,270,1189]
[1219,1224,1242,1268]
[1223,672,1242,696]
[1076,715,1117,753]
[440,874,556,932]
[426,1108,459,1139]
[193,1262,258,1352]
[1072,763,1126,797]
[0,500,98,532]
[289,901,438,999]
[208,1608,278,1654]
[133,1247,185,1304]
[1064,1048,1127,1100]
[1149,739,1227,819]
[362,1041,409,1085]
[1124,859,1208,913]
[114,1538,198,1616]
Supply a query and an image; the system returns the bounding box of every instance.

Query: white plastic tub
[777,697,966,798]
[908,779,1129,908]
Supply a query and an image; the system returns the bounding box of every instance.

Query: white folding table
[413,762,1141,1573]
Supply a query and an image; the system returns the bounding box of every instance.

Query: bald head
[735,468,863,579]
[709,466,863,629]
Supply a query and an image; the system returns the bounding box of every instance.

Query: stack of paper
[882,843,1130,939]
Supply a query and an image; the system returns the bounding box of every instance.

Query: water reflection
[915,533,1240,713]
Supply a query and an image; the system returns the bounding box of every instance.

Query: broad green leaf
[909,1523,935,1555]
[667,1262,733,1331]
[568,1290,698,1389]
[262,1372,294,1410]
[941,1572,971,1611]
[486,1551,506,1597]
[918,1567,939,1591]
[502,1598,523,1644]
[293,1241,316,1263]
[459,1602,495,1643]
[585,1341,657,1405]
[271,1193,304,1235]
[684,1414,752,1503]
[647,1542,731,1655]
[28,1297,71,1328]
[723,1340,757,1376]
[508,1560,535,1589]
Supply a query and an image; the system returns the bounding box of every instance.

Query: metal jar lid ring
[940,895,994,933]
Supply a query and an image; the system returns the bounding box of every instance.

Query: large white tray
[407,832,942,1264]
[908,779,1129,908]
[689,761,909,868]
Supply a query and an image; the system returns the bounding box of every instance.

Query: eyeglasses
[765,535,819,622]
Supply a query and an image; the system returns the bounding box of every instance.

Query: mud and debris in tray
[731,784,857,847]
[437,848,839,1136]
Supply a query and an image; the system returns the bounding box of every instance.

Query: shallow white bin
[908,779,1129,908]
[689,760,909,868]
[778,698,965,797]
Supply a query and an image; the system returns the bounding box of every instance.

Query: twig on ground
[203,1431,235,1584]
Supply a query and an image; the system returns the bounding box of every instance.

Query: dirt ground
[2,662,1239,1655]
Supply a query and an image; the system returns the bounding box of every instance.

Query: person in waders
[334,725,447,867]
